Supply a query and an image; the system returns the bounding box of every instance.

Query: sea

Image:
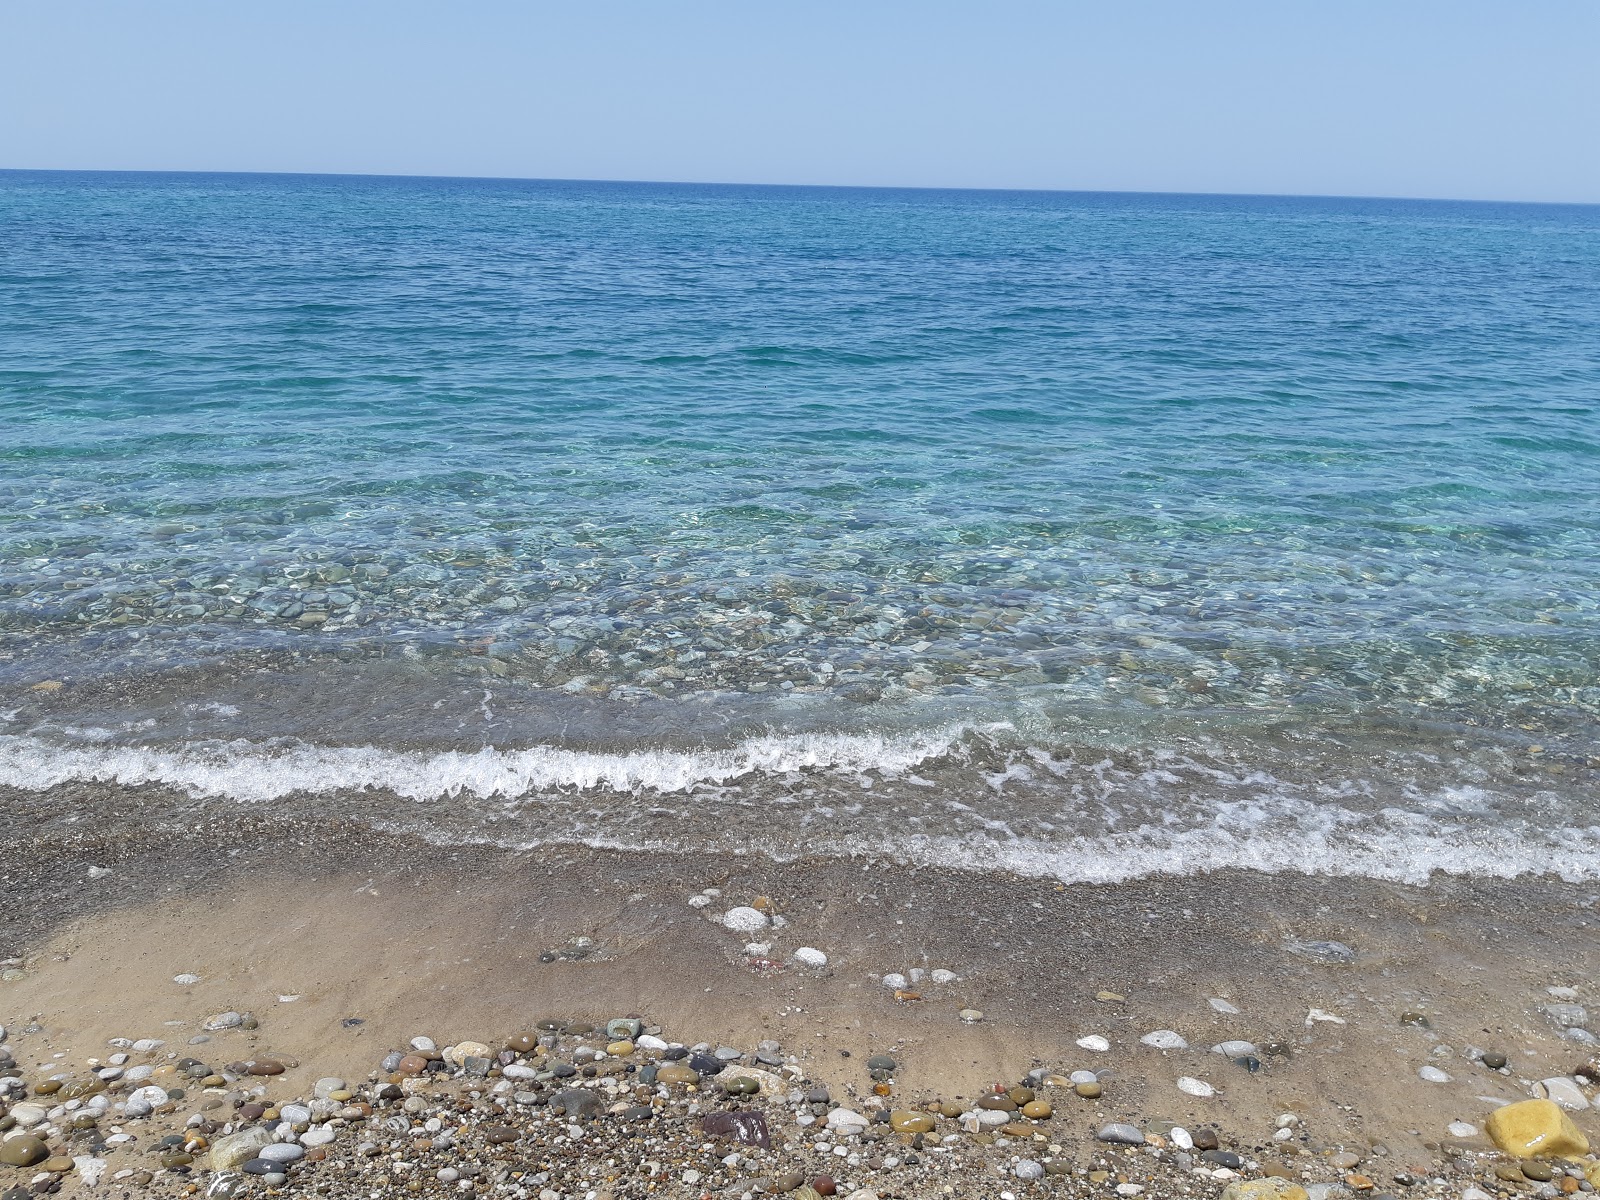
[3,170,1598,887]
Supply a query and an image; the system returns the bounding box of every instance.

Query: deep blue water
[2,171,1598,880]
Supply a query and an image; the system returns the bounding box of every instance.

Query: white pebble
[172,974,200,986]
[410,1036,437,1052]
[930,969,959,984]
[1208,997,1240,1014]
[1140,1030,1188,1050]
[744,942,772,956]
[1177,1076,1215,1097]
[881,973,909,990]
[1448,1120,1478,1138]
[1170,1126,1194,1150]
[1212,1040,1257,1057]
[1076,1034,1111,1052]
[722,906,769,934]
[1418,1065,1451,1083]
[793,947,828,968]
[687,894,713,908]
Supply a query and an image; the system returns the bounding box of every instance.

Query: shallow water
[3,172,1598,881]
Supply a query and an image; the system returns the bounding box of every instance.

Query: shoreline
[6,807,1600,1196]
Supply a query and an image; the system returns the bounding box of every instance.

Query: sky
[3,0,1597,203]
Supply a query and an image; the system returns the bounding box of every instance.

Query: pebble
[794,947,828,968]
[1448,1121,1478,1138]
[1077,1034,1111,1051]
[172,973,200,985]
[202,1011,243,1031]
[722,906,769,933]
[1141,1030,1188,1050]
[1209,997,1241,1014]
[1098,1123,1146,1144]
[958,1008,983,1023]
[1213,1039,1257,1057]
[1536,1077,1590,1110]
[1015,1159,1044,1180]
[1418,1066,1451,1083]
[1178,1076,1216,1097]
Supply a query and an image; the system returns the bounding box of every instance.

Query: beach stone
[447,1041,490,1066]
[1417,1065,1450,1083]
[794,947,828,968]
[396,1054,429,1075]
[1075,1081,1103,1098]
[210,1126,275,1170]
[1178,1076,1216,1097]
[605,1018,643,1040]
[1141,1030,1188,1050]
[0,1137,48,1167]
[701,1111,771,1149]
[1213,1040,1257,1057]
[657,1063,699,1086]
[1537,1077,1591,1110]
[1520,1161,1556,1182]
[312,1076,346,1100]
[7,1103,45,1127]
[257,1143,304,1164]
[826,1109,870,1134]
[203,1011,243,1031]
[890,1111,934,1134]
[1022,1100,1052,1119]
[1015,1160,1044,1179]
[866,1055,897,1072]
[550,1089,600,1120]
[958,1008,983,1023]
[1222,1182,1309,1200]
[722,907,768,933]
[73,1156,107,1186]
[1485,1099,1590,1158]
[1482,1052,1509,1070]
[1077,1034,1111,1052]
[1098,1123,1146,1144]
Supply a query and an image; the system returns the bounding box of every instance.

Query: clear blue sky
[4,0,1596,202]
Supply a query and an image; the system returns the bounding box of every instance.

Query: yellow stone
[1485,1099,1590,1159]
[889,1110,935,1134]
[1221,1181,1310,1200]
[1022,1100,1053,1120]
[656,1062,699,1086]
[606,1040,635,1056]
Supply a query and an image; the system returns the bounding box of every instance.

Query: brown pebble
[245,1059,284,1076]
[1022,1100,1052,1120]
[506,1034,536,1053]
[35,1080,63,1096]
[1074,1081,1102,1099]
[1345,1174,1374,1191]
[397,1054,429,1075]
[812,1176,838,1197]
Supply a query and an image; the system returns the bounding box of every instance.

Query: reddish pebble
[238,1103,265,1121]
[397,1054,429,1075]
[812,1178,837,1197]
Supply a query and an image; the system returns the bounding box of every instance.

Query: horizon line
[2,166,1597,210]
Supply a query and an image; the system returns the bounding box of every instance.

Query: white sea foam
[4,729,1596,887]
[0,727,971,802]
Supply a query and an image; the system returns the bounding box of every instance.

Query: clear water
[3,171,1599,882]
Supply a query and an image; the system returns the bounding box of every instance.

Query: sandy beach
[6,796,1600,1198]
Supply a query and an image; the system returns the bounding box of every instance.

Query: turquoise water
[3,171,1599,880]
